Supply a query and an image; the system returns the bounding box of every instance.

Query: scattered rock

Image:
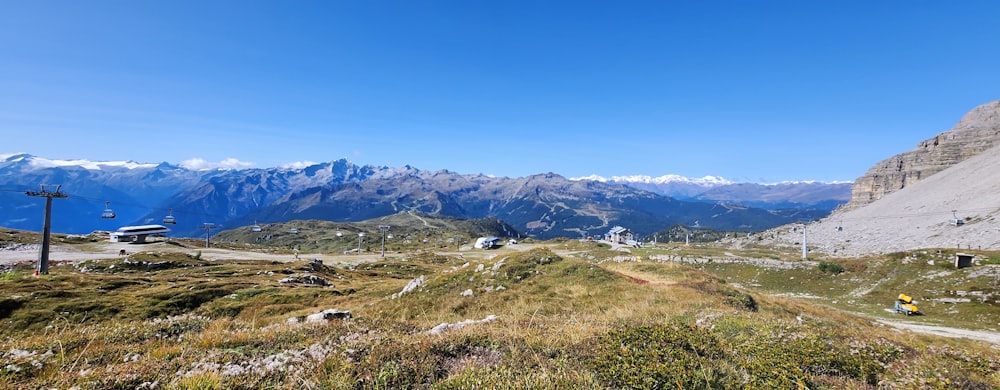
[426,315,498,335]
[279,274,331,286]
[305,309,352,323]
[491,258,506,271]
[392,275,425,299]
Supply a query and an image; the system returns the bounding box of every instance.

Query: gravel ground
[877,319,1000,346]
[730,144,1000,257]
[0,239,377,266]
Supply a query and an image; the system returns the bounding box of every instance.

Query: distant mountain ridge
[2,153,836,239]
[572,174,851,210]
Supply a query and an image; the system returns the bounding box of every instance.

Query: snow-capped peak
[26,155,158,170]
[571,174,733,186]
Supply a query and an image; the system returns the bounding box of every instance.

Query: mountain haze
[575,174,850,210]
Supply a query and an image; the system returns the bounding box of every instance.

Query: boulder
[305,309,352,323]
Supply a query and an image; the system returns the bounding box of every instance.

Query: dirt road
[877,320,1000,346]
[0,239,542,266]
[0,240,380,265]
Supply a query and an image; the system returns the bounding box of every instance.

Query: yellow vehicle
[894,294,920,315]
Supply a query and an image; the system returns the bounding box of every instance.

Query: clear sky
[2,1,998,183]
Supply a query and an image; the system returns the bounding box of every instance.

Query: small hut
[954,253,974,269]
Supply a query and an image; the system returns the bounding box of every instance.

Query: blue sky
[2,1,998,183]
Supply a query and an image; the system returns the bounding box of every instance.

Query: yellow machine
[894,294,920,315]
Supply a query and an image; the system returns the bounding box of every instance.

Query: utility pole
[378,225,390,257]
[801,223,808,260]
[201,223,218,248]
[25,184,68,275]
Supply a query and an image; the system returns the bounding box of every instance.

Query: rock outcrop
[842,100,1000,210]
[739,100,1000,256]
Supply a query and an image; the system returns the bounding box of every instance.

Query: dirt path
[877,320,1000,346]
[607,264,1000,346]
[0,238,549,267]
[0,240,381,265]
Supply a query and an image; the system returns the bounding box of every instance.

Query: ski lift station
[474,236,500,249]
[110,224,171,243]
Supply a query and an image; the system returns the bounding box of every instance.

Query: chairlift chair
[101,201,116,219]
[950,210,965,226]
[163,208,177,224]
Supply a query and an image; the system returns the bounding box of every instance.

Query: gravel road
[878,319,1000,346]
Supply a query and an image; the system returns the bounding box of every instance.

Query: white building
[110,225,170,243]
[474,236,500,249]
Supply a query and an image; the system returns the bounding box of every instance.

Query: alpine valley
[0,153,846,239]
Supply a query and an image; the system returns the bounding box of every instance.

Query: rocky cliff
[842,100,1000,210]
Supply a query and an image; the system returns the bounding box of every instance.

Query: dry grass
[0,241,998,389]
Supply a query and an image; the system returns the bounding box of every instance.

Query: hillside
[1,232,998,388]
[843,100,1000,210]
[732,101,1000,257]
[802,142,1000,256]
[212,213,524,254]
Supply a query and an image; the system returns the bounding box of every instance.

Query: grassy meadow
[1,235,998,389]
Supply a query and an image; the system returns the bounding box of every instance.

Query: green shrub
[732,331,887,387]
[587,322,731,389]
[818,261,845,274]
[0,297,25,319]
[723,289,758,311]
[147,288,236,317]
[500,249,562,282]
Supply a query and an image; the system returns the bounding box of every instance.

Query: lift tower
[25,184,68,275]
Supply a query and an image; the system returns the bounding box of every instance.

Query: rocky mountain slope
[806,142,1000,256]
[843,100,1000,210]
[739,100,1000,256]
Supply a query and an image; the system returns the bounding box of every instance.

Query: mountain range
[577,174,851,210]
[1,153,847,239]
